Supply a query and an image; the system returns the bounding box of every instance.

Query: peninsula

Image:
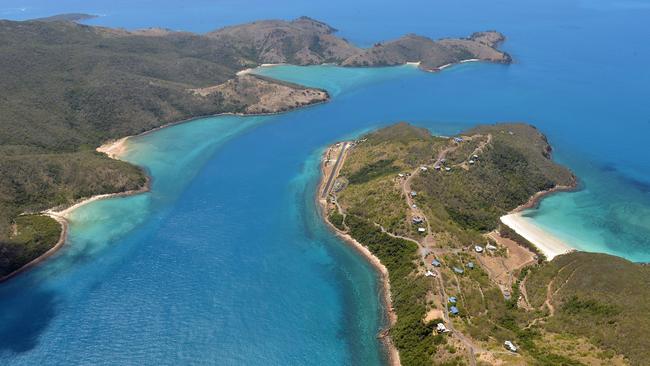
[320,123,647,365]
[0,16,509,279]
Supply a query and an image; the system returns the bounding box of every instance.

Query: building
[468,159,475,164]
[410,191,417,197]
[504,340,518,352]
[436,323,450,333]
[450,306,459,315]
[474,245,484,253]
[412,216,424,224]
[448,296,457,304]
[445,167,451,172]
[486,244,497,251]
[418,227,426,233]
[453,137,464,143]
[453,267,464,274]
[420,166,428,171]
[431,259,441,267]
[425,270,436,277]
[467,262,475,269]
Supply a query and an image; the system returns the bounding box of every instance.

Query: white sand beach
[500,212,574,260]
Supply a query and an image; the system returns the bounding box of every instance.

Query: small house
[467,262,475,269]
[504,340,518,352]
[450,306,459,315]
[468,159,475,165]
[486,244,497,251]
[453,267,464,274]
[420,166,428,172]
[453,137,464,143]
[410,191,417,197]
[425,270,435,277]
[431,259,441,267]
[472,154,479,159]
[412,216,424,224]
[474,245,484,253]
[448,296,457,304]
[445,167,451,172]
[436,323,449,333]
[398,173,405,178]
[434,165,441,170]
[418,227,426,233]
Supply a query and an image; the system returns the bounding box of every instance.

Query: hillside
[525,252,650,366]
[341,31,511,71]
[206,16,362,65]
[321,123,635,365]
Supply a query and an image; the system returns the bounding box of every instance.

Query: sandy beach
[500,212,574,260]
[96,137,130,160]
[317,143,401,366]
[1,137,149,283]
[44,138,148,219]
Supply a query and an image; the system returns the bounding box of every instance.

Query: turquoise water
[1,0,650,364]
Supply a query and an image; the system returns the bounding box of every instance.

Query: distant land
[32,13,97,23]
[0,16,509,280]
[319,123,647,365]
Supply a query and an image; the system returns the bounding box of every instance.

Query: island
[32,13,98,23]
[0,16,509,280]
[320,123,647,365]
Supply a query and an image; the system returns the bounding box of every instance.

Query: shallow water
[1,0,650,364]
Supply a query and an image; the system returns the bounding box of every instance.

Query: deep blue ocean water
[1,1,650,364]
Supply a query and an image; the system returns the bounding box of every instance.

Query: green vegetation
[347,159,399,184]
[327,123,635,365]
[526,252,650,365]
[328,211,346,231]
[0,150,146,277]
[345,215,438,365]
[0,215,62,277]
[413,125,574,233]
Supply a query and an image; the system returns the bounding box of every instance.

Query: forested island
[320,123,649,365]
[0,16,509,279]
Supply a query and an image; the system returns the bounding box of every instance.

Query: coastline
[0,214,68,283]
[317,144,401,366]
[500,184,578,260]
[0,73,331,283]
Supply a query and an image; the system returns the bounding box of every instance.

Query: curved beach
[500,212,574,260]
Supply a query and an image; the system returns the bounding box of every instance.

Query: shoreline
[500,183,578,260]
[317,143,401,366]
[0,73,332,283]
[0,214,68,283]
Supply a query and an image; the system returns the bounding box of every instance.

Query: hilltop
[320,122,643,365]
[32,13,97,23]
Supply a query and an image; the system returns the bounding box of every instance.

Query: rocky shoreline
[317,143,401,366]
